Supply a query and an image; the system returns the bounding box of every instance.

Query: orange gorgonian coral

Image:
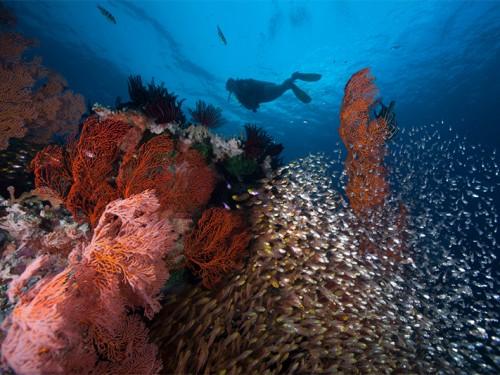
[184,207,252,289]
[30,144,73,200]
[339,68,390,215]
[33,113,216,226]
[62,116,131,226]
[0,32,38,149]
[117,136,217,215]
[1,191,176,374]
[0,16,84,150]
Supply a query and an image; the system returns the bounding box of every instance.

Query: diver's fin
[290,83,311,103]
[291,72,322,82]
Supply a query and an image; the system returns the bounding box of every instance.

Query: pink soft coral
[1,191,176,374]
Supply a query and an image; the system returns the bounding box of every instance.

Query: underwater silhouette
[226,72,321,112]
[97,5,116,24]
[216,25,227,45]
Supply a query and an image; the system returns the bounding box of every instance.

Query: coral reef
[188,100,224,128]
[184,208,251,289]
[31,109,230,227]
[0,17,85,150]
[31,116,134,226]
[0,192,88,328]
[151,155,416,374]
[184,124,244,162]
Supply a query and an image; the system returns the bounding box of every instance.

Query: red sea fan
[117,134,176,199]
[184,207,252,289]
[85,190,178,318]
[30,144,73,200]
[339,68,390,215]
[64,116,131,226]
[162,146,217,214]
[117,135,217,215]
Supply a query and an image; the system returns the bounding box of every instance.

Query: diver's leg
[277,78,312,103]
[290,83,311,103]
[291,72,322,82]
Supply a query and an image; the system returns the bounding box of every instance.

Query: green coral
[192,142,213,161]
[224,155,258,179]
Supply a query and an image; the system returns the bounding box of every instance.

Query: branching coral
[117,135,177,202]
[145,94,186,125]
[339,68,390,215]
[127,74,186,125]
[32,111,217,226]
[243,124,283,172]
[184,207,251,288]
[1,191,176,374]
[31,116,137,227]
[188,100,224,128]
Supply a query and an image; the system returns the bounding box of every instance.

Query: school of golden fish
[152,123,499,374]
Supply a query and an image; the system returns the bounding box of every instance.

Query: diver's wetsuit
[226,72,321,112]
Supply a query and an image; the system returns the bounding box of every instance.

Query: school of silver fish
[151,122,499,374]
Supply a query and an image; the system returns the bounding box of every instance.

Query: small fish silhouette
[97,5,116,24]
[217,25,227,45]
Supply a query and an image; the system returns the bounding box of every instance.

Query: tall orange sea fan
[339,68,390,214]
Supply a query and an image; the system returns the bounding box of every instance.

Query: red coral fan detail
[65,116,131,226]
[184,208,252,289]
[162,146,217,214]
[117,136,216,215]
[117,135,176,199]
[339,68,390,215]
[30,144,73,200]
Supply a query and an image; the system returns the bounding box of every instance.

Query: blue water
[2,2,500,373]
[7,0,500,162]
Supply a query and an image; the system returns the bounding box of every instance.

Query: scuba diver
[226,72,322,112]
